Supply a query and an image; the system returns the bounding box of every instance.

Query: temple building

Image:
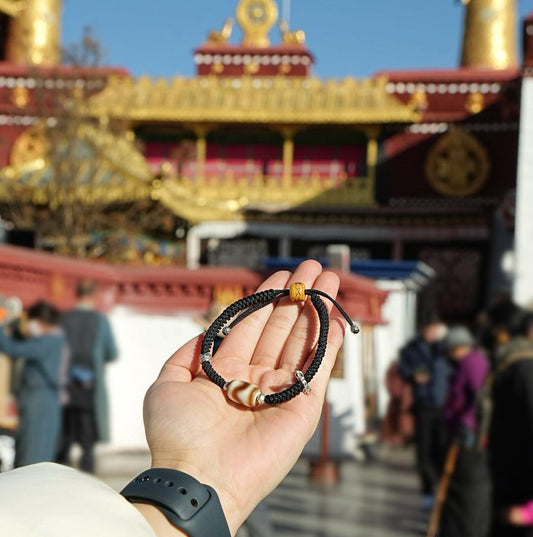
[0,0,525,321]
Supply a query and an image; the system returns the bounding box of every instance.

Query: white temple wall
[514,77,533,306]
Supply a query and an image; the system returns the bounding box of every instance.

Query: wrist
[148,458,241,536]
[133,503,188,537]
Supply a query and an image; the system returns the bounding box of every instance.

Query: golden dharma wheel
[424,129,490,197]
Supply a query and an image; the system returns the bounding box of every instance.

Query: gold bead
[289,282,306,302]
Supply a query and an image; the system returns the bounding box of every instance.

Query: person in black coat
[399,315,451,509]
[489,311,533,537]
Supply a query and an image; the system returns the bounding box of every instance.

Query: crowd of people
[0,279,117,472]
[398,297,533,537]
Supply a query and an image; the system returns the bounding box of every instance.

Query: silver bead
[295,370,311,395]
[350,324,360,334]
[199,353,211,363]
[222,326,231,336]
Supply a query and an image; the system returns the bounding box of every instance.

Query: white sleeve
[0,463,156,537]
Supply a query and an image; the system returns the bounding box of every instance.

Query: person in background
[0,301,69,467]
[399,314,450,509]
[57,279,117,473]
[489,310,533,537]
[440,326,490,537]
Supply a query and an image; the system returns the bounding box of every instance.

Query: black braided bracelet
[200,282,360,408]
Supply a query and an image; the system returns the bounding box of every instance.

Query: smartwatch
[121,468,231,537]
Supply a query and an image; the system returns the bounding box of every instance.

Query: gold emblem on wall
[425,129,490,197]
[236,0,278,47]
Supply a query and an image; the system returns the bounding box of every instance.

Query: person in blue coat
[0,301,68,467]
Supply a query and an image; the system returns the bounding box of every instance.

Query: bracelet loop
[199,286,359,408]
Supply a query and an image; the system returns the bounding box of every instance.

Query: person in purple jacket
[440,326,491,537]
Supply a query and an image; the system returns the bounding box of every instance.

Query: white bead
[224,380,263,408]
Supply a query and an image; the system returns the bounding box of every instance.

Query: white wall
[104,284,415,454]
[514,77,533,306]
[304,327,363,456]
[374,281,414,417]
[106,308,201,449]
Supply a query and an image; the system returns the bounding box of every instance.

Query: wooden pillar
[280,127,296,188]
[393,238,404,262]
[365,127,380,182]
[282,137,294,187]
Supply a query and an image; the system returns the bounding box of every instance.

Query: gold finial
[236,0,278,47]
[207,17,234,44]
[5,0,61,66]
[460,0,517,69]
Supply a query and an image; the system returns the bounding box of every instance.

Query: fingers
[275,270,341,373]
[211,269,292,365]
[249,260,325,368]
[216,260,325,367]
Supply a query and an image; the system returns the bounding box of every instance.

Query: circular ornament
[424,129,490,197]
[236,0,278,47]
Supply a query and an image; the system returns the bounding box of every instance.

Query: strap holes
[141,476,150,482]
[154,478,162,484]
[191,498,199,507]
[179,487,187,495]
[165,481,174,487]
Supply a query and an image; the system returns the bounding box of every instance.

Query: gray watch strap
[121,468,231,537]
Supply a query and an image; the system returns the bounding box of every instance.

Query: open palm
[143,261,346,534]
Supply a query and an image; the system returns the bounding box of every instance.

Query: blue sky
[62,0,533,78]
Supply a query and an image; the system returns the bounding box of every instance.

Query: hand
[414,372,431,384]
[141,261,346,535]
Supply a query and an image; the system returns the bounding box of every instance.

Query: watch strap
[121,468,230,537]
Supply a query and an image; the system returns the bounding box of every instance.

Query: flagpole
[282,0,291,25]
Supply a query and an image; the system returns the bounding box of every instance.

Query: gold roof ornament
[279,19,305,45]
[460,0,518,69]
[207,18,234,44]
[87,74,418,124]
[236,0,279,47]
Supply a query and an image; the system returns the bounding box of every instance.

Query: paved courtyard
[97,446,428,537]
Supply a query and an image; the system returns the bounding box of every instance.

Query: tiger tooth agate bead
[224,380,264,407]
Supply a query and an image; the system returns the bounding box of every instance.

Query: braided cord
[200,287,358,406]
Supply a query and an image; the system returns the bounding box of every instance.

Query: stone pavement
[97,446,428,537]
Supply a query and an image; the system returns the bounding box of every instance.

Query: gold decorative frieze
[154,174,375,224]
[87,75,417,124]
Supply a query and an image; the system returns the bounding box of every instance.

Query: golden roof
[87,74,417,124]
[0,123,152,205]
